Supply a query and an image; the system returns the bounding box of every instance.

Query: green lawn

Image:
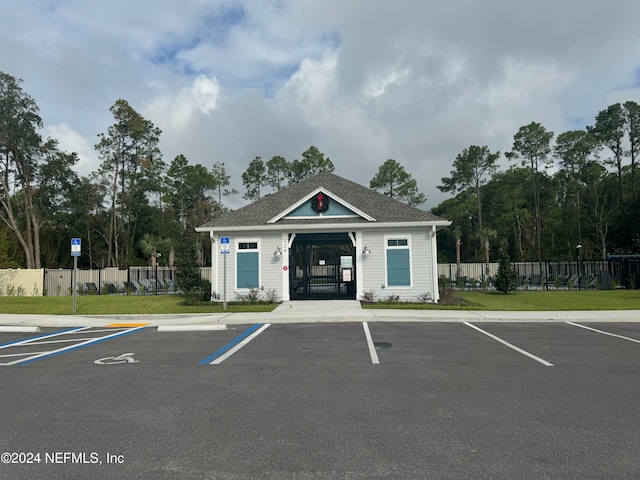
[3,290,640,314]
[362,289,640,311]
[0,295,278,315]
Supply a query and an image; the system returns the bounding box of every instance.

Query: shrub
[235,288,261,304]
[264,288,280,303]
[494,242,517,294]
[246,288,260,303]
[381,294,400,303]
[415,292,433,303]
[175,230,203,303]
[362,289,376,303]
[440,277,453,290]
[202,280,211,301]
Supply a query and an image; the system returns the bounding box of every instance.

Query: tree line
[434,102,640,264]
[8,68,631,270]
[240,154,425,206]
[0,71,425,269]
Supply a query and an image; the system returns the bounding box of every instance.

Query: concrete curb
[0,309,639,328]
[0,326,40,333]
[157,325,228,332]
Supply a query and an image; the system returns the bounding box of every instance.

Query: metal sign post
[71,238,81,314]
[220,237,230,310]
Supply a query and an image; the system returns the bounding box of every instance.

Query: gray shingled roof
[197,172,448,229]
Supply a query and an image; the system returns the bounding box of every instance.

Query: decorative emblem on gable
[311,192,329,213]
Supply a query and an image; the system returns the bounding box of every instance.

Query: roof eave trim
[196,220,451,233]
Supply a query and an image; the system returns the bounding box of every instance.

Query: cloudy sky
[3,0,640,210]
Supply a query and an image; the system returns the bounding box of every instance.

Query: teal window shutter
[387,249,410,286]
[237,252,259,289]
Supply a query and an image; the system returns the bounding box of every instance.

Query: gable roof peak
[197,171,449,230]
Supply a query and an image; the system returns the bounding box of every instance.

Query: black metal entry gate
[289,233,355,300]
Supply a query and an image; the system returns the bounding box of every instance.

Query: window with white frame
[385,237,411,287]
[236,241,259,289]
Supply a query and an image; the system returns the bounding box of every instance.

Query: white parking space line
[464,322,554,367]
[362,322,380,364]
[0,351,48,358]
[209,324,271,365]
[0,327,89,351]
[27,337,101,345]
[76,328,132,334]
[4,326,146,366]
[566,322,640,344]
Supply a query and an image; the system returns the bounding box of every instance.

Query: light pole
[576,244,582,290]
[153,252,162,294]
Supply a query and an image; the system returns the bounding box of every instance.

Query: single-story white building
[196,172,451,302]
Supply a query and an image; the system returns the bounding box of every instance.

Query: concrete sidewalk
[0,300,639,331]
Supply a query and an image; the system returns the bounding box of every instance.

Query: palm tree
[481,227,497,277]
[453,226,462,278]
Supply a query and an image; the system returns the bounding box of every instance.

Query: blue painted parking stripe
[199,324,266,365]
[14,326,148,366]
[0,327,85,349]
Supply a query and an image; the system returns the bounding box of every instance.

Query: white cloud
[191,75,221,113]
[278,52,339,124]
[365,67,410,99]
[4,0,640,210]
[44,124,99,177]
[145,74,221,131]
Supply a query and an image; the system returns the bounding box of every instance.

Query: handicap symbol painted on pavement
[94,353,139,365]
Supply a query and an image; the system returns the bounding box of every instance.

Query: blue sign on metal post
[220,236,230,255]
[71,238,81,257]
[71,238,81,314]
[219,237,230,310]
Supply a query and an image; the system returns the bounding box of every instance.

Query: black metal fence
[44,256,640,296]
[438,257,640,291]
[44,267,211,296]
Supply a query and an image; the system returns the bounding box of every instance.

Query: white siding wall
[360,228,435,302]
[215,232,284,302]
[212,228,438,303]
[260,232,285,300]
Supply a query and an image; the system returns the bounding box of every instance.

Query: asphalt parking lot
[1,322,639,479]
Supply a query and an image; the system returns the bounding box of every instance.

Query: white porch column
[281,233,290,301]
[355,230,364,300]
[431,225,439,303]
